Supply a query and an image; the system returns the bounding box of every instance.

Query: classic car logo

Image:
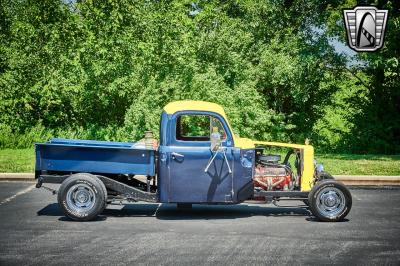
[343,6,388,52]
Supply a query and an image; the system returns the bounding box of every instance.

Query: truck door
[167,112,234,203]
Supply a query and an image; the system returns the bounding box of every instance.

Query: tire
[308,180,352,222]
[316,171,334,182]
[304,172,335,206]
[76,173,108,206]
[58,173,107,221]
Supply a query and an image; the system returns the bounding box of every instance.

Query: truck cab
[157,101,254,204]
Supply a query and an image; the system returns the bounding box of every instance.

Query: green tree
[0,0,398,153]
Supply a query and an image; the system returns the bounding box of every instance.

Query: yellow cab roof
[163,101,227,117]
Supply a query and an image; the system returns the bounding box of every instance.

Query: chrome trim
[66,183,96,213]
[316,187,345,218]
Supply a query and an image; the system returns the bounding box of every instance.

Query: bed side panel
[35,144,155,176]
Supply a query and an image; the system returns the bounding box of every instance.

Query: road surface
[0,181,399,265]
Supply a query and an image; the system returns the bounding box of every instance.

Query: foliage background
[0,0,399,153]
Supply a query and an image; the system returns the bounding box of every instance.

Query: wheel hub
[75,190,90,204]
[316,187,346,217]
[324,194,338,207]
[66,184,96,213]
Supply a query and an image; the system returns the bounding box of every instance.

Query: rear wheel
[58,173,107,221]
[308,180,352,222]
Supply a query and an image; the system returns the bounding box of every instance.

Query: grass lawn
[315,153,400,176]
[0,149,35,173]
[0,148,399,175]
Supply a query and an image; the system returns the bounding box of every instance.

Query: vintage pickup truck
[35,100,352,222]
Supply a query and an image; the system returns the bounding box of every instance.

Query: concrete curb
[0,173,35,181]
[0,173,400,185]
[335,175,400,186]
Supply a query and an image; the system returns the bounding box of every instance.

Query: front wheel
[308,180,352,222]
[58,174,107,221]
[316,171,334,182]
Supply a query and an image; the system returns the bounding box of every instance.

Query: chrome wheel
[66,183,96,214]
[316,187,346,218]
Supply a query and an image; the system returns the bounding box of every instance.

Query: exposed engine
[254,152,298,191]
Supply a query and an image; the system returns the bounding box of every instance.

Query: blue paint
[36,141,155,176]
[36,110,255,204]
[50,138,135,148]
[157,111,254,204]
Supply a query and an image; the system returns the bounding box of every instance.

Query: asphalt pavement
[0,181,399,265]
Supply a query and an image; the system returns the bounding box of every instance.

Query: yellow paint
[163,100,315,191]
[301,144,315,191]
[234,137,255,149]
[252,141,309,150]
[164,101,226,116]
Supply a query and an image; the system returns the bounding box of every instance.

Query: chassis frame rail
[254,190,309,199]
[37,174,158,203]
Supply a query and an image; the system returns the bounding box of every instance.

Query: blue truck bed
[35,138,156,176]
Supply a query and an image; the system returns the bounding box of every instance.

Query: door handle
[171,152,184,161]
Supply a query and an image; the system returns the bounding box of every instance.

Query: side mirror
[205,127,232,174]
[210,127,222,151]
